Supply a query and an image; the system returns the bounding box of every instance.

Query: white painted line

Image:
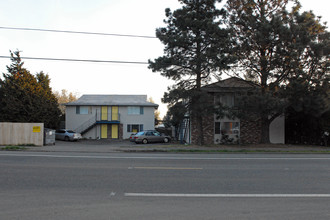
[124,193,330,198]
[0,153,330,160]
[128,167,203,170]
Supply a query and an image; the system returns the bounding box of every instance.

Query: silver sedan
[55,129,82,141]
[134,130,171,144]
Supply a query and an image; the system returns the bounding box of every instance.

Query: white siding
[66,105,155,139]
[120,106,155,139]
[66,106,98,130]
[270,115,285,144]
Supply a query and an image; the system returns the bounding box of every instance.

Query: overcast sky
[0,0,329,117]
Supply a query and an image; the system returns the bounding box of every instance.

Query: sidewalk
[19,139,330,154]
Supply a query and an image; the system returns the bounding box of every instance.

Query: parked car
[55,129,82,141]
[129,133,137,142]
[134,130,171,144]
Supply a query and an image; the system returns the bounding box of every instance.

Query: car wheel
[142,139,148,144]
[64,136,69,141]
[164,137,169,143]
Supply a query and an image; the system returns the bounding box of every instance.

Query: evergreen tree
[0,51,61,128]
[149,0,233,145]
[225,0,329,143]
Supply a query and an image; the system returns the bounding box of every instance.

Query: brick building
[186,77,284,145]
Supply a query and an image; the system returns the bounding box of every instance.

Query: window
[215,122,239,135]
[214,95,221,106]
[215,93,235,107]
[215,122,221,134]
[221,122,240,135]
[220,94,235,107]
[128,106,144,115]
[127,124,144,133]
[76,106,90,114]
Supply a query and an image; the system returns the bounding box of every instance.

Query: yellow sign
[33,126,41,133]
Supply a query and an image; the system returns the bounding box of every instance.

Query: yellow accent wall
[101,124,107,138]
[112,106,118,120]
[101,106,108,120]
[112,124,118,138]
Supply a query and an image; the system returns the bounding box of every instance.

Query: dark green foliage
[149,0,232,82]
[0,51,61,128]
[286,108,329,145]
[163,101,186,129]
[233,87,285,120]
[149,0,233,145]
[284,74,329,145]
[225,0,329,143]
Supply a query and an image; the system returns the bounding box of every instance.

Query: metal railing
[74,112,121,135]
[98,113,120,121]
[74,115,97,134]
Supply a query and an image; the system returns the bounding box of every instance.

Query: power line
[0,56,149,65]
[0,26,157,39]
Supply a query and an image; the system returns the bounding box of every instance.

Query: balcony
[96,112,120,124]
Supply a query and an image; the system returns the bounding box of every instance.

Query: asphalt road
[1,152,330,220]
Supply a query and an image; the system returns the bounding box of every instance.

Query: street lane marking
[124,193,330,198]
[128,167,203,170]
[1,153,330,160]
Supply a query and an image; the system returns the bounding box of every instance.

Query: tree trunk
[191,93,204,146]
[197,113,204,146]
[195,33,204,146]
[260,116,270,144]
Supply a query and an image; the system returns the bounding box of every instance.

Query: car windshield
[136,131,145,136]
[67,130,75,133]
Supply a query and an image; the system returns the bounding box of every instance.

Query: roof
[203,77,258,92]
[65,95,158,107]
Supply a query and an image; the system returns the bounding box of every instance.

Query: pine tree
[149,0,233,145]
[225,0,329,143]
[0,51,61,128]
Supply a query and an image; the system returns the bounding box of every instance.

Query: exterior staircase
[75,116,97,135]
[74,112,121,135]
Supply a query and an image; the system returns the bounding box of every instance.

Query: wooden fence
[0,122,44,146]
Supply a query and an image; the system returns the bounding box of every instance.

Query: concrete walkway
[19,139,330,154]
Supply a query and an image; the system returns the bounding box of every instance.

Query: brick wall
[240,118,262,144]
[191,115,262,145]
[119,124,123,140]
[191,114,214,145]
[189,91,263,145]
[190,92,215,145]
